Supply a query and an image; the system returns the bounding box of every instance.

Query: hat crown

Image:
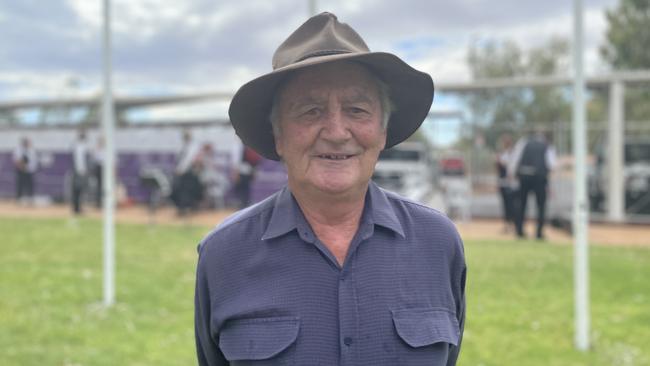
[272,12,370,69]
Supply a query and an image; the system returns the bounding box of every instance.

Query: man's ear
[274,134,284,159]
[380,129,387,150]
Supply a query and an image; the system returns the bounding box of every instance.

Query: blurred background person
[71,129,89,215]
[231,140,262,209]
[496,133,516,233]
[509,128,557,240]
[197,142,229,209]
[91,135,104,208]
[13,137,38,205]
[171,130,201,215]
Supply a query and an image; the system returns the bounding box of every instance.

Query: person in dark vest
[13,137,38,205]
[508,129,557,239]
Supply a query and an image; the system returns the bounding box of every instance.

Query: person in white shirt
[71,130,89,215]
[175,131,197,174]
[13,137,38,204]
[508,129,557,240]
[230,138,262,208]
[171,130,202,215]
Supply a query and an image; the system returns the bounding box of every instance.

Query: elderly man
[195,13,466,366]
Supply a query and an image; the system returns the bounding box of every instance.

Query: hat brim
[228,52,434,161]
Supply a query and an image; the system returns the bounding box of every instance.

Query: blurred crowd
[11,129,261,218]
[11,127,561,232]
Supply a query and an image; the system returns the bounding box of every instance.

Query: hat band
[294,49,353,63]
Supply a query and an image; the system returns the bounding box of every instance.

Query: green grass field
[1,217,649,366]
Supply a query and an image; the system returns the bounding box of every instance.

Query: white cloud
[399,2,616,82]
[584,6,612,74]
[66,0,101,28]
[0,0,625,105]
[413,45,471,82]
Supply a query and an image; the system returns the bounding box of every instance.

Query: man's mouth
[317,154,354,160]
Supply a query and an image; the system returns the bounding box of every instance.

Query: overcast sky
[0,0,620,103]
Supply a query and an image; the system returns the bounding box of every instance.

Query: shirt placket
[338,222,374,366]
[338,265,358,365]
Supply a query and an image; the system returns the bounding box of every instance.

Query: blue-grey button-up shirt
[195,182,466,365]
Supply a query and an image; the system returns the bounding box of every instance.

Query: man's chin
[310,177,367,197]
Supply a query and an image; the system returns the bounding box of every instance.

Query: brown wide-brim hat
[229,12,434,161]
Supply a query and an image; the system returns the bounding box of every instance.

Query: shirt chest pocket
[391,308,459,364]
[219,316,300,366]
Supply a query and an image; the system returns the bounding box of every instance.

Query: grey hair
[269,71,395,137]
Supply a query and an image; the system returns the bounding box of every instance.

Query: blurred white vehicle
[589,138,650,214]
[372,141,434,203]
[437,153,471,220]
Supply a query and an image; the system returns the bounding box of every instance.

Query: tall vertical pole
[572,0,590,351]
[607,80,625,222]
[309,0,317,16]
[102,0,116,307]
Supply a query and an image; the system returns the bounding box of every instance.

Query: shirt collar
[261,182,405,241]
[261,186,305,241]
[366,181,405,238]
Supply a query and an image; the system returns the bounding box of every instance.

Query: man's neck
[290,183,369,266]
[291,183,367,225]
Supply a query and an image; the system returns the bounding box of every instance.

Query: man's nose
[321,109,351,142]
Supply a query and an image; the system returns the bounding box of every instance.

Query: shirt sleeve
[446,265,466,366]
[195,244,229,366]
[498,150,509,166]
[28,149,38,172]
[446,233,467,366]
[507,138,526,177]
[231,141,243,171]
[177,143,199,174]
[12,147,20,163]
[73,143,88,175]
[546,145,558,171]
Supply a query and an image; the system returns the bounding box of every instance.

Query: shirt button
[344,337,353,346]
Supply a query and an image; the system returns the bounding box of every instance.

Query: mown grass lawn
[462,239,650,366]
[1,217,649,365]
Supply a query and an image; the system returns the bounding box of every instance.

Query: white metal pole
[572,0,590,351]
[309,0,317,16]
[102,0,116,307]
[607,80,625,222]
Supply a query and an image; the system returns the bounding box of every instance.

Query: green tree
[464,38,572,149]
[601,0,650,121]
[601,0,650,69]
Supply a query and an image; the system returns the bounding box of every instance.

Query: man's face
[274,61,387,197]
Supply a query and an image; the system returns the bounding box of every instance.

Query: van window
[378,149,421,161]
[625,143,650,164]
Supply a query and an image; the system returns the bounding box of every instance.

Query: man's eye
[303,108,320,117]
[349,107,368,115]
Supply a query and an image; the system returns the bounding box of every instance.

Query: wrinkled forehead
[276,61,381,106]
